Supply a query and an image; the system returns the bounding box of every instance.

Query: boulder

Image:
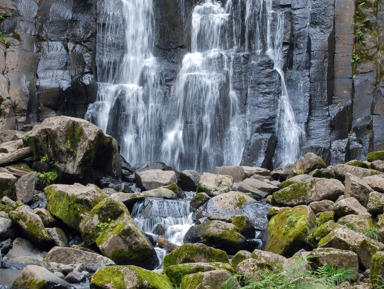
[272,178,344,206]
[12,265,74,289]
[33,208,56,227]
[307,221,339,248]
[370,251,384,288]
[3,238,45,270]
[364,175,384,193]
[371,160,384,172]
[163,243,229,269]
[90,265,173,289]
[190,192,210,211]
[164,262,234,286]
[184,220,247,255]
[232,215,256,238]
[24,116,121,184]
[230,250,253,269]
[136,169,177,191]
[47,228,68,247]
[318,226,384,269]
[265,205,316,256]
[196,191,269,229]
[345,173,373,206]
[44,183,106,230]
[250,249,289,271]
[330,164,382,181]
[291,152,327,174]
[367,191,384,215]
[367,151,384,162]
[110,187,178,205]
[309,200,335,214]
[309,248,358,279]
[317,211,335,225]
[0,213,13,240]
[0,172,17,199]
[196,173,233,197]
[345,160,371,169]
[279,174,313,188]
[178,170,200,191]
[44,247,115,273]
[15,172,37,203]
[310,168,336,179]
[79,197,155,268]
[337,215,376,236]
[180,269,239,289]
[333,197,371,218]
[241,166,270,178]
[233,178,278,200]
[215,166,245,182]
[9,206,53,248]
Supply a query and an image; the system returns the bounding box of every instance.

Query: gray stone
[111,187,178,204]
[234,178,278,200]
[197,173,234,197]
[345,173,373,206]
[178,170,200,191]
[180,270,239,289]
[15,172,37,204]
[47,228,68,247]
[367,192,384,215]
[0,214,13,241]
[309,200,335,214]
[364,175,384,193]
[3,238,45,270]
[136,169,177,191]
[215,166,245,182]
[0,172,17,200]
[334,197,371,218]
[33,208,56,227]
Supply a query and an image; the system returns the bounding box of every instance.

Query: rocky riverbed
[1,116,384,288]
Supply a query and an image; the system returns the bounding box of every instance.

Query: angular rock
[309,248,358,279]
[47,228,68,247]
[370,251,384,288]
[196,173,233,197]
[231,250,253,269]
[345,173,373,206]
[44,183,106,230]
[364,175,384,193]
[3,238,45,270]
[90,265,173,289]
[33,208,56,227]
[250,249,289,271]
[184,220,247,255]
[333,197,371,218]
[0,213,13,241]
[367,191,384,215]
[279,174,313,188]
[163,243,229,269]
[24,116,121,184]
[337,215,376,236]
[79,197,155,268]
[307,221,339,248]
[232,215,256,238]
[178,170,200,191]
[9,206,53,248]
[215,166,245,182]
[371,160,384,172]
[190,192,210,211]
[330,164,382,181]
[44,246,115,273]
[291,152,327,174]
[318,226,384,269]
[242,166,270,178]
[164,262,234,286]
[233,178,278,200]
[265,205,316,256]
[180,270,239,289]
[0,172,17,200]
[12,265,74,289]
[15,172,37,203]
[309,200,335,214]
[64,271,86,284]
[136,169,177,191]
[272,178,344,206]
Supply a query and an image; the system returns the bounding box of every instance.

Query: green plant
[362,227,380,240]
[97,218,117,234]
[66,139,72,150]
[38,171,58,186]
[0,14,5,20]
[351,54,361,63]
[22,132,31,142]
[40,154,49,163]
[0,32,5,44]
[315,263,354,286]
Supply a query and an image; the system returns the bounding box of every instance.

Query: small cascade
[131,194,195,268]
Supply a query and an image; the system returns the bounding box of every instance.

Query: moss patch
[272,181,314,206]
[317,211,334,226]
[370,252,384,288]
[368,151,384,162]
[308,220,338,248]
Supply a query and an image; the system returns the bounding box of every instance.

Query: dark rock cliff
[0,0,383,168]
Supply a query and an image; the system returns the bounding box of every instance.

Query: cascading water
[131,194,194,268]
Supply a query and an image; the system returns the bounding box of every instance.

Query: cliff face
[0,0,383,168]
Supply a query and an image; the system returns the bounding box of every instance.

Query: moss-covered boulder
[317,211,334,225]
[307,220,339,248]
[163,243,229,269]
[196,173,233,197]
[190,192,210,211]
[180,270,239,289]
[44,183,106,230]
[337,214,376,235]
[0,172,17,200]
[370,251,384,288]
[318,225,384,269]
[272,178,344,206]
[79,198,155,268]
[367,151,384,162]
[265,205,316,256]
[12,265,73,289]
[24,116,121,184]
[367,191,384,215]
[230,250,252,269]
[184,220,247,255]
[291,152,327,174]
[90,265,173,289]
[9,206,53,249]
[164,262,233,286]
[32,208,56,227]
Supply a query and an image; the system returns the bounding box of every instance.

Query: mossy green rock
[317,211,334,226]
[230,250,252,269]
[9,206,53,249]
[308,220,339,248]
[90,265,172,289]
[292,152,327,174]
[163,243,229,270]
[272,178,344,206]
[346,160,371,168]
[368,151,384,162]
[265,205,316,256]
[164,262,233,286]
[44,183,106,230]
[337,214,376,234]
[79,198,154,267]
[190,192,210,210]
[180,270,238,289]
[370,251,384,288]
[0,204,13,212]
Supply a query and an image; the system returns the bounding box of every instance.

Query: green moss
[163,243,229,269]
[370,252,384,288]
[202,221,244,244]
[308,221,338,248]
[166,183,179,194]
[0,204,12,212]
[346,160,370,168]
[230,251,251,269]
[16,277,46,289]
[368,152,384,162]
[317,211,334,226]
[129,266,173,288]
[272,181,312,206]
[235,196,246,208]
[232,216,248,232]
[90,266,126,289]
[180,272,204,289]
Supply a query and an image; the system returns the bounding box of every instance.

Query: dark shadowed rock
[178,170,200,191]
